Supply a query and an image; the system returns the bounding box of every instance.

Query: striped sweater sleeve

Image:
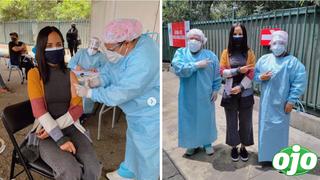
[240,50,256,89]
[220,49,239,78]
[245,49,256,80]
[69,71,83,121]
[27,68,65,143]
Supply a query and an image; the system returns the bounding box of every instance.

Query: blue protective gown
[90,34,159,180]
[67,48,107,71]
[254,53,306,162]
[68,48,107,114]
[172,48,221,148]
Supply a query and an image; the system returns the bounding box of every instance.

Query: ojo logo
[272,144,318,176]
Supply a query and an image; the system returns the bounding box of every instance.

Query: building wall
[90,0,160,41]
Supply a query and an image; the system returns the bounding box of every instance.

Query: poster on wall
[168,21,190,47]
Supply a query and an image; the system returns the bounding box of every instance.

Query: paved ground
[162,71,320,180]
[0,59,126,179]
[163,150,185,180]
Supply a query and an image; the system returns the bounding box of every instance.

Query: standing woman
[172,29,221,156]
[220,23,255,162]
[27,26,101,179]
[254,31,306,164]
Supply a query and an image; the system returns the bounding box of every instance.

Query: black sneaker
[240,147,249,162]
[231,147,239,162]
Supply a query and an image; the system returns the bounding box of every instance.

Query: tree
[53,0,91,20]
[0,0,91,21]
[163,0,319,25]
[163,0,214,24]
[0,0,30,21]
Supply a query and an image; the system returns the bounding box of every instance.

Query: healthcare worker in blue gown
[68,37,106,72]
[74,19,159,180]
[172,28,221,156]
[254,30,306,164]
[68,37,107,114]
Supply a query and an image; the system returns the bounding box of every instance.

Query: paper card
[225,78,233,95]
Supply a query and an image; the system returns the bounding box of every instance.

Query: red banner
[260,28,281,46]
[168,21,190,47]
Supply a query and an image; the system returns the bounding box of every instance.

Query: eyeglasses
[108,42,125,51]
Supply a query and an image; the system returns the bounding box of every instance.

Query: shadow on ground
[182,143,320,176]
[184,144,273,172]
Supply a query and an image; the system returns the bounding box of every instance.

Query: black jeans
[68,42,78,57]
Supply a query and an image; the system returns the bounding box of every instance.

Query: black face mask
[45,47,65,64]
[233,36,243,43]
[11,37,17,41]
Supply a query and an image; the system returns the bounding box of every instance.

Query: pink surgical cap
[104,18,143,44]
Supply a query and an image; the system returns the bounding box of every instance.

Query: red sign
[168,21,190,47]
[260,28,281,46]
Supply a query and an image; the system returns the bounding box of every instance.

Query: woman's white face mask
[101,43,126,63]
[187,39,202,53]
[87,48,98,56]
[270,41,286,57]
[104,49,123,63]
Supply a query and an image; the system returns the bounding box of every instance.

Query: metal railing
[0,20,90,48]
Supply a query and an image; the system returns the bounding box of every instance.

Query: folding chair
[1,100,54,180]
[97,105,117,140]
[7,59,24,84]
[97,104,125,140]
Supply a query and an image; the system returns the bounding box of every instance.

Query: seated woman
[27,26,101,180]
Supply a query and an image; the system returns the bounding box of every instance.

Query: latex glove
[74,84,90,98]
[88,75,101,88]
[260,71,272,81]
[239,64,254,74]
[195,59,211,69]
[211,91,218,102]
[230,86,241,95]
[284,102,294,113]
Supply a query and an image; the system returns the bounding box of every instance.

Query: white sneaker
[204,146,214,156]
[185,148,196,156]
[106,170,134,180]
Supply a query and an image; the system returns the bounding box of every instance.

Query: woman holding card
[220,23,256,162]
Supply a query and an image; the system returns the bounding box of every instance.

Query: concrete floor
[162,71,320,180]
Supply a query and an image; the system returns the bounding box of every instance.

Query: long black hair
[35,26,67,84]
[227,23,249,56]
